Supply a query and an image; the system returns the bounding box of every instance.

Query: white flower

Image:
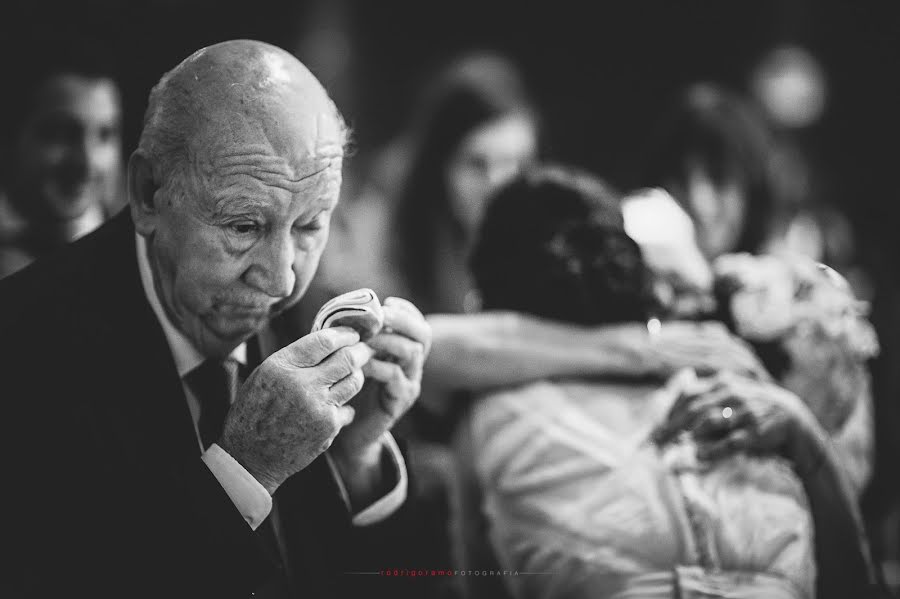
[715,254,796,341]
[729,284,795,341]
[622,188,712,291]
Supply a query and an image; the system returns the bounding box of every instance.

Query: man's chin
[197,316,268,358]
[43,192,96,221]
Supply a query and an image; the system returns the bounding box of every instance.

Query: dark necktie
[185,358,240,450]
[187,349,294,597]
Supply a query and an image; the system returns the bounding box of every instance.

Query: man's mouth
[220,305,272,317]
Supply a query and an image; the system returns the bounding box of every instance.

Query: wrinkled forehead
[167,43,347,181]
[192,101,344,178]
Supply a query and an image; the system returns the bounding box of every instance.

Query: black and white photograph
[0,1,898,597]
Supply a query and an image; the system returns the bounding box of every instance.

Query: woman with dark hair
[471,165,648,324]
[314,57,765,436]
[643,83,780,260]
[390,53,538,314]
[333,51,539,315]
[642,82,867,293]
[462,165,880,599]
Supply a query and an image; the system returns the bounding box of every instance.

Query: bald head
[130,41,349,358]
[139,40,347,184]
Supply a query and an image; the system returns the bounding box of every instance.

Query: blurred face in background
[445,113,537,237]
[10,73,122,221]
[683,156,747,259]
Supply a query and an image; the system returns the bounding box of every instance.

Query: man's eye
[296,220,324,233]
[228,221,260,235]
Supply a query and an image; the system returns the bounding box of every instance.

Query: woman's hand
[643,321,771,380]
[652,373,824,474]
[654,376,882,598]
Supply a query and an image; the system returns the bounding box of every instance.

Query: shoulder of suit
[0,211,134,336]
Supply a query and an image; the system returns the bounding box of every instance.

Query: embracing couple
[459,166,880,599]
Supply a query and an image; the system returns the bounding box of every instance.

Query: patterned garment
[468,373,818,599]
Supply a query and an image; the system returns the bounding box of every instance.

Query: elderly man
[0,41,430,599]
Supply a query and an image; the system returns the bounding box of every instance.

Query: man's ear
[128,150,160,236]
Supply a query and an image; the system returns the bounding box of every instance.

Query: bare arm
[655,375,882,598]
[792,416,882,598]
[830,375,875,497]
[424,311,767,392]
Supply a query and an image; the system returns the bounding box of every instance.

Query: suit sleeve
[0,335,278,598]
[278,439,437,599]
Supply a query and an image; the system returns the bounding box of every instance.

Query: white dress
[469,372,817,599]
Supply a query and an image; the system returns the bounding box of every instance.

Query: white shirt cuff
[326,433,408,526]
[201,443,272,531]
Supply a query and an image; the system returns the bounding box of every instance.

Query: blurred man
[0,40,430,598]
[0,35,122,278]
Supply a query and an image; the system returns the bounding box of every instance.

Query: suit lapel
[83,213,315,470]
[79,214,357,595]
[83,211,201,465]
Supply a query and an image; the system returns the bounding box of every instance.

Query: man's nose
[63,137,91,178]
[246,233,297,298]
[486,160,519,189]
[84,140,109,176]
[69,132,116,174]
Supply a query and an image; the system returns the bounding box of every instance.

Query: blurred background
[3,0,900,590]
[4,0,898,242]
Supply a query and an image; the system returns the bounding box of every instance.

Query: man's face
[148,120,343,358]
[12,74,121,220]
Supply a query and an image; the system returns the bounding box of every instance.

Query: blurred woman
[313,58,765,443]
[635,86,876,495]
[463,165,879,599]
[643,83,780,261]
[642,82,864,288]
[393,54,537,314]
[321,51,538,314]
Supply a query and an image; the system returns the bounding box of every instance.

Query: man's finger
[334,404,356,428]
[697,429,752,461]
[665,376,725,420]
[381,301,432,354]
[663,388,734,435]
[692,405,752,440]
[363,358,407,388]
[367,333,425,379]
[318,342,374,385]
[363,358,416,417]
[281,327,361,368]
[384,296,425,319]
[329,368,366,405]
[655,389,740,445]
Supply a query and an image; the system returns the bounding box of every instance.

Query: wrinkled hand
[218,327,373,494]
[331,297,432,464]
[652,373,823,472]
[645,321,770,380]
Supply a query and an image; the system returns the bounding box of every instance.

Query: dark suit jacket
[0,210,428,598]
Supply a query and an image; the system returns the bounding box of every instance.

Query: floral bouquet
[712,252,879,432]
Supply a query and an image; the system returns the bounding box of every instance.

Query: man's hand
[643,321,770,380]
[652,372,824,474]
[329,297,431,506]
[218,327,373,495]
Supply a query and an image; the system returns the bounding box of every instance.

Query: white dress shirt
[135,234,407,530]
